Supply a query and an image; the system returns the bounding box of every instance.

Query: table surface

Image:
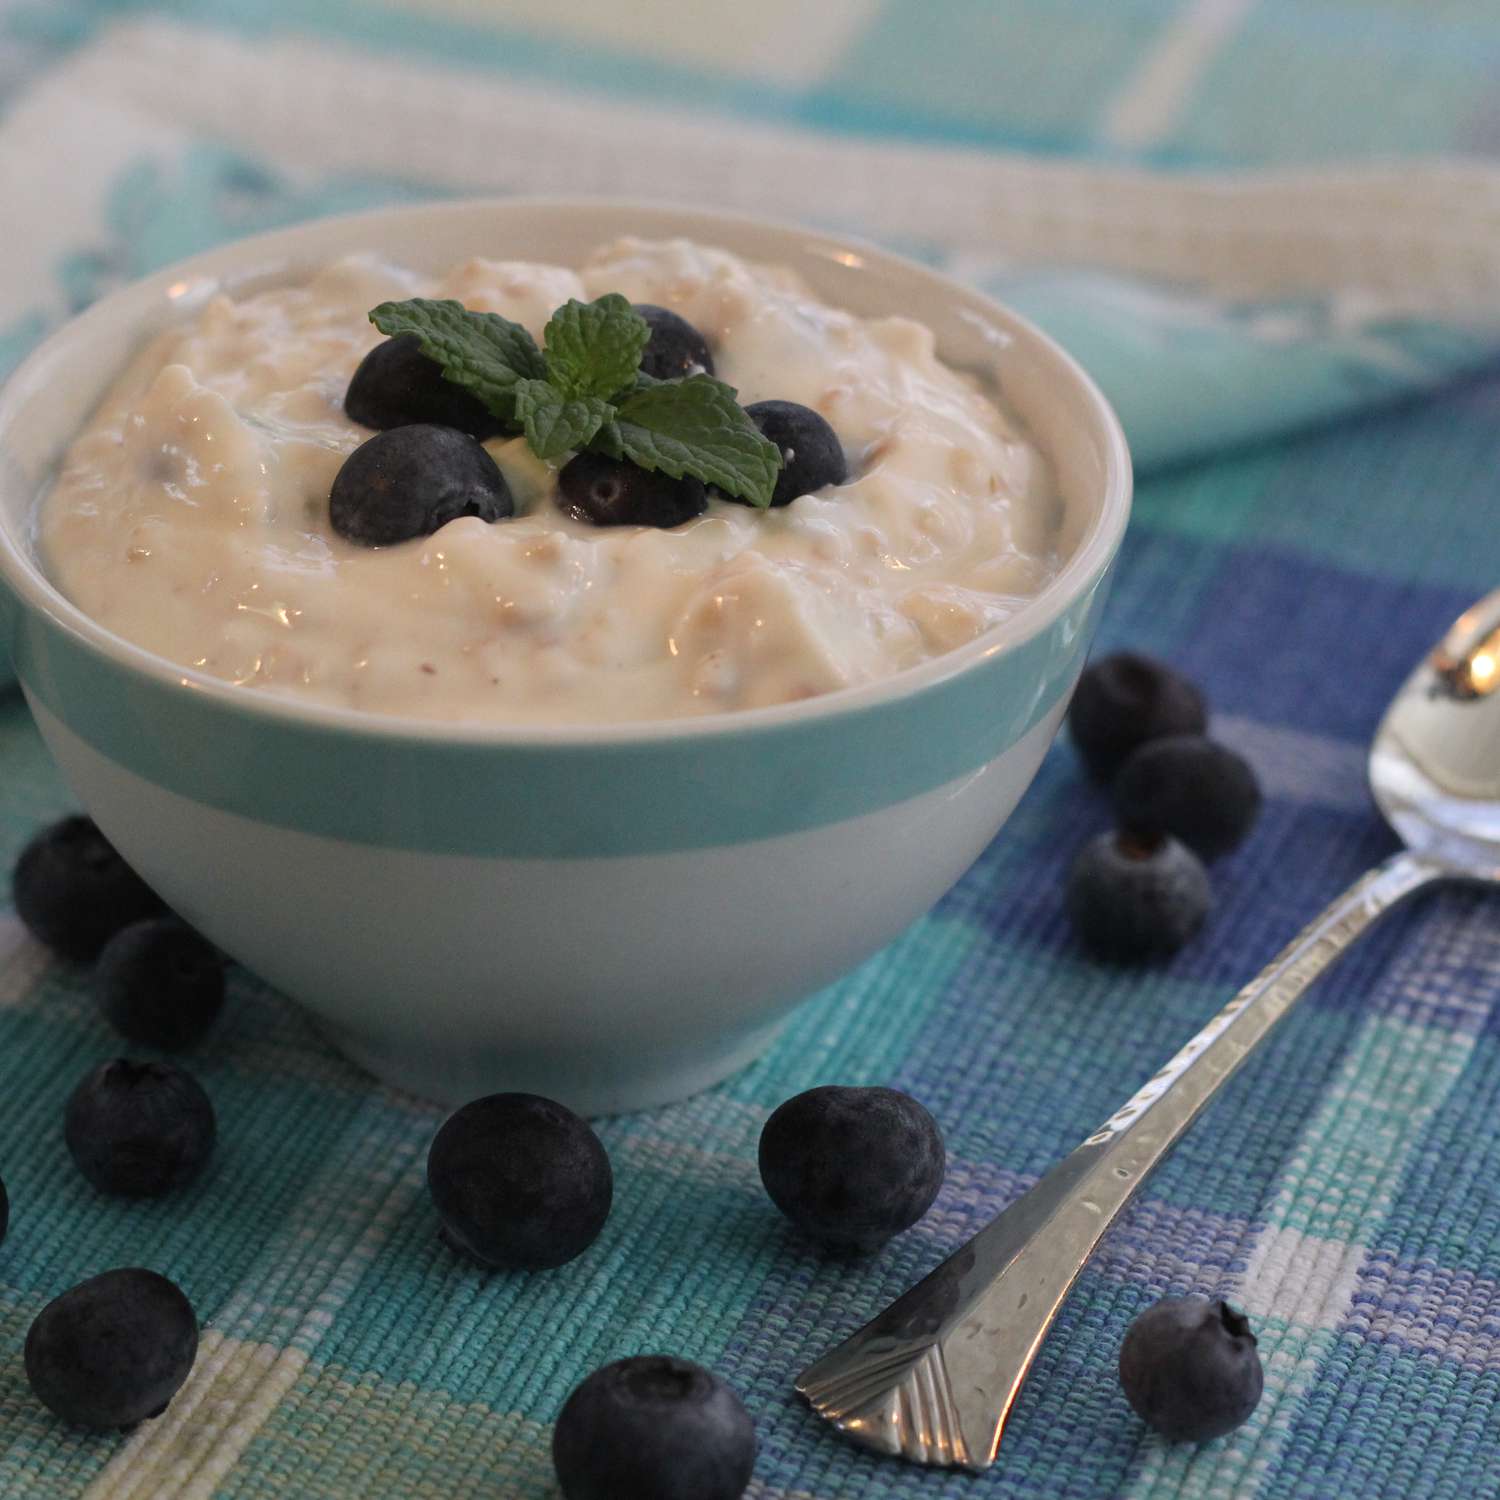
[1,3,1499,1498]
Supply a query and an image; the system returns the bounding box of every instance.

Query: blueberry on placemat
[25,1268,198,1430]
[558,452,707,529]
[12,815,165,962]
[758,1085,945,1253]
[1114,734,1262,861]
[552,1355,756,1500]
[64,1059,216,1198]
[96,919,226,1052]
[1118,1294,1263,1442]
[633,304,715,381]
[330,424,514,546]
[345,333,505,439]
[1068,653,1208,783]
[427,1092,613,1270]
[1067,831,1211,962]
[742,400,847,508]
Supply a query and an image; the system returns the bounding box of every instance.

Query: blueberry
[634,305,714,382]
[330,424,514,546]
[65,1059,216,1198]
[96,919,226,1052]
[1067,831,1211,962]
[345,333,505,440]
[558,453,706,529]
[739,400,847,508]
[25,1268,198,1430]
[758,1086,944,1253]
[552,1355,755,1500]
[427,1093,612,1270]
[1119,1295,1263,1442]
[1114,735,1262,861]
[12,815,165,962]
[1068,653,1208,783]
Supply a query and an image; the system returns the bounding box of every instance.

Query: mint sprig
[368,294,782,508]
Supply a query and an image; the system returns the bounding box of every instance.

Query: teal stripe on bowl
[12,568,1109,858]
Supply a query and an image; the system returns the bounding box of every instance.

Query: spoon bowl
[1371,588,1500,877]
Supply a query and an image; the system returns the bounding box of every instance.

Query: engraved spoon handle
[796,849,1443,1471]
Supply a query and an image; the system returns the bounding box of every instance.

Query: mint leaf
[369,299,544,424]
[513,379,612,462]
[543,294,649,401]
[605,377,782,508]
[590,420,624,460]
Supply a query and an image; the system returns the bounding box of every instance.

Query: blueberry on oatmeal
[741,400,846,508]
[345,333,505,439]
[633,304,715,381]
[559,453,707,529]
[330,424,514,546]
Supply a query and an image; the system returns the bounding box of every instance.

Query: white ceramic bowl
[0,200,1130,1114]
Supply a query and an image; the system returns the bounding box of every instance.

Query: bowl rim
[0,195,1131,748]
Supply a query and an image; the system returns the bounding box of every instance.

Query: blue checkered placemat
[2,3,1500,1497]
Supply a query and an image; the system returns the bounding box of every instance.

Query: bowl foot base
[317,1014,793,1116]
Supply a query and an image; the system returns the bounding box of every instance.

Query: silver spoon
[796,589,1500,1472]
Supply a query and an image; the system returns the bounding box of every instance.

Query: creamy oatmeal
[42,239,1063,724]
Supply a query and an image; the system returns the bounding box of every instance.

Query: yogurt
[41,239,1063,724]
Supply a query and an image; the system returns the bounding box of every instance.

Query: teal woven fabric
[2,4,1500,1497]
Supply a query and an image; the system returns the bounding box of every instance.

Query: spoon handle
[796,849,1443,1471]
